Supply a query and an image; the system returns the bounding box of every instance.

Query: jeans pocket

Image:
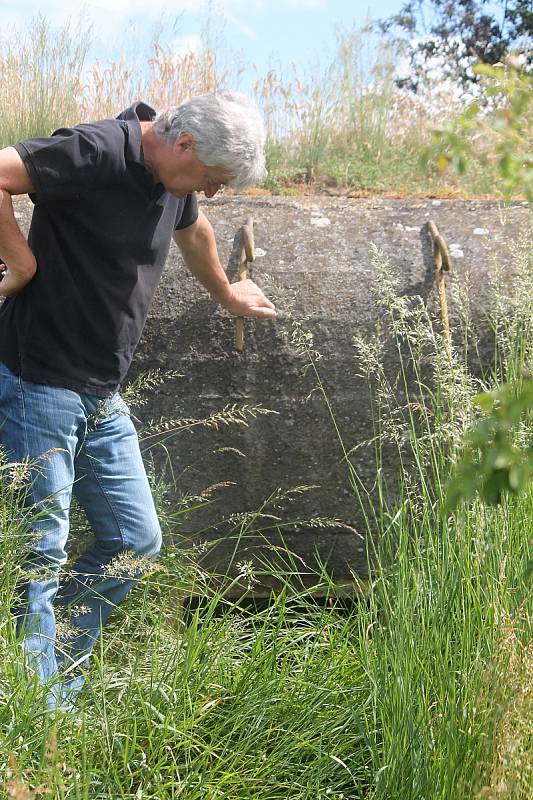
[106,392,130,419]
[85,392,130,427]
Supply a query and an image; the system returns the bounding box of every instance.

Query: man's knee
[28,516,70,571]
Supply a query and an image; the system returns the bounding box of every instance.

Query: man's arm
[0,146,37,298]
[173,210,276,318]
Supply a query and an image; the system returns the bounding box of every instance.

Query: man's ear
[173,132,194,153]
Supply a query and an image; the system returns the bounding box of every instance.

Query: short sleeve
[175,192,198,230]
[12,122,124,198]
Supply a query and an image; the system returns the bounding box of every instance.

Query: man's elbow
[21,257,37,279]
[0,260,37,298]
[174,213,210,252]
[5,255,37,283]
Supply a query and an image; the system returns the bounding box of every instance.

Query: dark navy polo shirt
[0,101,198,396]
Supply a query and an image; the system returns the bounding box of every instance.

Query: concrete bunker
[129,195,528,593]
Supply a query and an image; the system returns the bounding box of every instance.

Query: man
[0,92,276,706]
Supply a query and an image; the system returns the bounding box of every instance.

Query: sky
[0,0,410,88]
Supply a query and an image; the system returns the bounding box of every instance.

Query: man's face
[157,134,231,198]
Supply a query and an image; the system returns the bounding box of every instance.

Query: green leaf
[492,449,514,470]
[508,464,526,492]
[473,63,503,78]
[499,152,514,178]
[474,392,496,411]
[482,470,509,506]
[453,155,467,174]
[420,149,430,169]
[463,102,481,119]
[446,471,476,511]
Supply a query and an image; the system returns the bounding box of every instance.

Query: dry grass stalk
[79,41,234,122]
[477,612,533,799]
[5,753,34,800]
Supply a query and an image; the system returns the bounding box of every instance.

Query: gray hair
[153,92,267,189]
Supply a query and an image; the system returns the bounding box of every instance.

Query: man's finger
[250,306,277,318]
[250,298,275,311]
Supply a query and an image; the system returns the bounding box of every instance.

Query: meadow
[0,14,532,800]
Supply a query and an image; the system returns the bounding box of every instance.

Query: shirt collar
[116,101,156,165]
[116,101,169,199]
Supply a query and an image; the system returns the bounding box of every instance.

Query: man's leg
[54,393,162,682]
[0,362,83,688]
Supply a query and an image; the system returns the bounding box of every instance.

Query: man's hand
[0,148,37,297]
[219,278,276,318]
[174,210,276,319]
[0,261,36,298]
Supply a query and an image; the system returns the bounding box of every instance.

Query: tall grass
[80,43,235,125]
[255,26,430,191]
[0,15,508,196]
[0,16,89,146]
[1,228,531,797]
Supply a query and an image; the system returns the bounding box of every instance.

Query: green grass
[1,235,532,798]
[1,493,530,798]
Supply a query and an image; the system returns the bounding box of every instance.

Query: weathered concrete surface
[10,195,530,589]
[134,195,528,586]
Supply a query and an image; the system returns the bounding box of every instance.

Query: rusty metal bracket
[427,219,452,360]
[235,216,255,352]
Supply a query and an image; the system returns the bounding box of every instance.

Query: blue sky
[1,0,409,85]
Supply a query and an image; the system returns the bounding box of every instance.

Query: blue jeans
[0,362,161,706]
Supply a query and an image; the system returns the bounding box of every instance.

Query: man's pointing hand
[221,278,276,319]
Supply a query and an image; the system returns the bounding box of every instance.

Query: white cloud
[170,33,204,56]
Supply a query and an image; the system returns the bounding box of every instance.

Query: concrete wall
[129,195,528,588]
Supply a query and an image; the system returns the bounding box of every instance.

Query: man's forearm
[174,209,276,319]
[173,210,233,305]
[0,190,37,297]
